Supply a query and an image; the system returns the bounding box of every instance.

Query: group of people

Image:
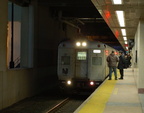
[106,50,131,80]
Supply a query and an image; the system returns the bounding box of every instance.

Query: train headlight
[67,80,72,85]
[90,81,94,86]
[82,42,87,46]
[76,42,81,46]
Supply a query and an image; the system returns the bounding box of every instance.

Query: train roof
[58,40,108,49]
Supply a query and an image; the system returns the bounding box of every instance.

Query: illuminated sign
[93,50,101,53]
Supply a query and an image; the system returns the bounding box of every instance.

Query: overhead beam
[9,0,30,6]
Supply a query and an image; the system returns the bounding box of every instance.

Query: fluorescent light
[116,11,125,27]
[112,0,122,4]
[121,29,126,36]
[123,37,127,40]
[124,41,128,44]
[126,47,128,50]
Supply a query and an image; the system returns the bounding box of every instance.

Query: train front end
[58,40,100,92]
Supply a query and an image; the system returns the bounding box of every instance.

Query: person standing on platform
[106,51,119,80]
[124,55,129,68]
[127,53,132,67]
[117,51,126,80]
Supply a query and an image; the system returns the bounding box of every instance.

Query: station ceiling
[38,0,122,50]
[91,0,144,51]
[12,0,144,51]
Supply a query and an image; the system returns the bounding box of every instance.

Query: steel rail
[46,97,69,113]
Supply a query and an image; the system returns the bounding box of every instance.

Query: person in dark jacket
[107,51,119,80]
[127,53,132,67]
[117,51,126,79]
[124,55,129,68]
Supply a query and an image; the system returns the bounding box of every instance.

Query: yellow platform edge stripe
[74,78,118,113]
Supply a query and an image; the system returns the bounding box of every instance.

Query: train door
[90,49,105,80]
[75,50,88,78]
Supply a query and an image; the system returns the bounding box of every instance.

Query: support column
[0,0,8,110]
[137,20,144,93]
[0,0,8,70]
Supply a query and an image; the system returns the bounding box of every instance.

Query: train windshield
[77,52,87,60]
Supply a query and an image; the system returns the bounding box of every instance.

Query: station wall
[132,20,144,109]
[0,0,81,110]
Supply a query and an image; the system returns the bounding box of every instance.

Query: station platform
[74,68,144,113]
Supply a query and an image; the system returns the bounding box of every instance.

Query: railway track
[45,94,88,113]
[46,97,70,113]
[0,87,92,113]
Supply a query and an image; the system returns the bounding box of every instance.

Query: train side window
[61,56,70,65]
[92,57,102,65]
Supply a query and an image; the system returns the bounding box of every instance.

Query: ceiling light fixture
[112,0,122,4]
[116,11,125,27]
[126,47,128,50]
[123,36,127,40]
[124,41,128,44]
[121,29,126,36]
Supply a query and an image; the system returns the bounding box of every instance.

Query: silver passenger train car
[57,39,118,91]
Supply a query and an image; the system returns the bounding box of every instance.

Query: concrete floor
[74,68,144,113]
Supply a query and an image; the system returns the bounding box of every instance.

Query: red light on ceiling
[105,11,111,19]
[115,30,119,38]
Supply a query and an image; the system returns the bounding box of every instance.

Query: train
[57,39,118,92]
